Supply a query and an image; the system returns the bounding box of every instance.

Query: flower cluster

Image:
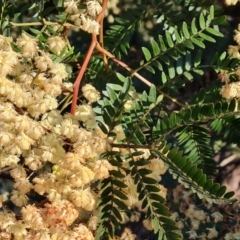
[64,0,102,34]
[110,147,168,226]
[0,33,113,239]
[230,23,240,54]
[220,24,240,99]
[105,0,120,23]
[0,31,168,239]
[224,0,240,5]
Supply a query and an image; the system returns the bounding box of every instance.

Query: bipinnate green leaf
[151,39,160,56]
[191,37,205,48]
[110,170,125,178]
[206,27,223,37]
[194,50,202,67]
[165,31,174,47]
[119,77,131,100]
[199,32,215,42]
[191,18,198,34]
[149,85,157,103]
[152,145,237,204]
[182,22,190,39]
[129,163,180,239]
[199,13,206,30]
[209,5,215,20]
[53,0,63,7]
[142,47,152,61]
[97,121,109,134]
[116,72,126,82]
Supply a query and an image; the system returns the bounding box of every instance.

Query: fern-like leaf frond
[129,158,182,240]
[152,99,238,139]
[136,5,226,77]
[176,125,216,176]
[152,144,237,204]
[104,5,145,59]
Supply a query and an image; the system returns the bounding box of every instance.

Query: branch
[70,36,97,115]
[70,0,108,115]
[99,17,110,72]
[0,167,12,174]
[96,43,153,87]
[10,19,73,27]
[96,43,185,107]
[111,143,152,149]
[70,0,184,114]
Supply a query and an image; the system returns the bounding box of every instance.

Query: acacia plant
[0,0,239,239]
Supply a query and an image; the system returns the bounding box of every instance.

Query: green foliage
[129,158,182,240]
[95,74,238,238]
[104,5,145,59]
[97,164,129,239]
[152,146,235,204]
[211,116,240,146]
[139,5,224,74]
[94,2,239,239]
[176,125,216,176]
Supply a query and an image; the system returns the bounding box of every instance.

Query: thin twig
[99,17,109,72]
[219,155,237,167]
[96,43,185,107]
[10,18,73,27]
[96,43,153,87]
[34,198,49,207]
[0,167,12,174]
[111,143,152,149]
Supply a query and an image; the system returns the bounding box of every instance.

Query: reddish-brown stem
[96,44,185,107]
[70,0,108,115]
[0,166,12,174]
[96,43,153,87]
[70,36,97,115]
[99,15,109,72]
[34,198,49,208]
[96,0,108,23]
